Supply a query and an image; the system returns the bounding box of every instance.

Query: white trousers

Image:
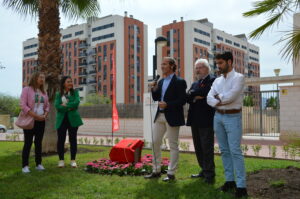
[152,113,180,175]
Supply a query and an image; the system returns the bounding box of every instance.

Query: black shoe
[204,177,215,184]
[162,174,175,182]
[235,188,248,198]
[219,181,237,192]
[191,173,205,178]
[144,172,161,179]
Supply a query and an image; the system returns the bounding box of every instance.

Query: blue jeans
[214,112,246,188]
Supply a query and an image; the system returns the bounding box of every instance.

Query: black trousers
[22,120,45,167]
[57,114,78,160]
[191,126,215,178]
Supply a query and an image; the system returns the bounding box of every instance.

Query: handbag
[15,87,35,130]
[15,112,34,130]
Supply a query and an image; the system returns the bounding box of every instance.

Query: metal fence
[242,90,280,137]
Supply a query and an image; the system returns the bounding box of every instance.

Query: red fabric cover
[109,139,144,163]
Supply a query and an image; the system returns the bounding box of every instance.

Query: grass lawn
[0,141,299,199]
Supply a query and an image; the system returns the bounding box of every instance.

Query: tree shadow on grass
[134,177,235,199]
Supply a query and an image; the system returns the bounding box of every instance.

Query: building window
[217,36,224,41]
[194,38,210,46]
[24,52,38,58]
[62,34,72,39]
[194,28,210,37]
[24,43,38,50]
[92,23,114,32]
[110,43,114,50]
[103,65,107,80]
[75,30,84,36]
[103,85,107,96]
[225,39,232,44]
[92,33,114,42]
[98,56,102,71]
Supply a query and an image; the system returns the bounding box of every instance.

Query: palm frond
[2,0,38,18]
[60,0,101,20]
[243,0,285,17]
[277,28,300,62]
[248,6,288,39]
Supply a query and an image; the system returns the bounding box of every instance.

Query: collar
[165,73,175,80]
[199,74,209,81]
[223,69,235,79]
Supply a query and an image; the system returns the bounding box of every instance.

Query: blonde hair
[28,72,45,94]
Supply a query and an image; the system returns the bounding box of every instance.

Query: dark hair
[28,72,45,94]
[60,76,74,96]
[215,51,233,62]
[164,57,177,72]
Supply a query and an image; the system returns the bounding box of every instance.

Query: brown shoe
[162,174,175,182]
[144,172,161,179]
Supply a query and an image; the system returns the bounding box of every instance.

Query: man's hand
[149,81,158,91]
[158,101,167,109]
[214,94,221,101]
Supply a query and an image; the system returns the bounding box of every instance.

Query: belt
[216,109,241,114]
[158,110,165,113]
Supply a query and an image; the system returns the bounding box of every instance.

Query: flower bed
[86,154,169,176]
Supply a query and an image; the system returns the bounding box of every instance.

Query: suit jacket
[152,74,187,126]
[54,90,83,129]
[186,74,215,128]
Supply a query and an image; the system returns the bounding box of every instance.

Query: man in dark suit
[186,58,216,184]
[144,57,187,182]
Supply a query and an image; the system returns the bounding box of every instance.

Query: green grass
[0,142,299,199]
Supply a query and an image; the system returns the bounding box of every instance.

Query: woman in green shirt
[55,76,83,168]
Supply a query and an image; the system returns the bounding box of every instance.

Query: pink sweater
[20,86,50,115]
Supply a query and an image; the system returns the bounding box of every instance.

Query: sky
[0,0,294,96]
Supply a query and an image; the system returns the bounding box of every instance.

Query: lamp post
[153,36,167,79]
[273,68,281,134]
[274,68,281,91]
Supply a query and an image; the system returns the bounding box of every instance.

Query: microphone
[153,74,160,83]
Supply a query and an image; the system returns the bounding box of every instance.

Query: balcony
[89,70,97,75]
[88,49,96,56]
[79,71,87,76]
[88,80,97,84]
[79,43,87,48]
[88,60,96,65]
[79,62,87,67]
[88,90,97,94]
[79,52,87,57]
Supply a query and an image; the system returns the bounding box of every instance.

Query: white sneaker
[58,160,65,168]
[22,166,30,173]
[36,164,45,171]
[70,160,77,168]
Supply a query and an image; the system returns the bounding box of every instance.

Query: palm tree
[3,0,100,152]
[243,0,300,61]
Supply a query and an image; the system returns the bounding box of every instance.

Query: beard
[218,63,230,74]
[195,73,206,80]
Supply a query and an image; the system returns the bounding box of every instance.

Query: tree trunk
[38,0,62,153]
[42,102,57,153]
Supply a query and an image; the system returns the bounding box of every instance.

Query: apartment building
[156,18,260,91]
[22,13,148,104]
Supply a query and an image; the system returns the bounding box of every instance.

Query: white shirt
[33,90,45,115]
[207,69,244,110]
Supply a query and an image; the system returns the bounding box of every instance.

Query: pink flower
[135,163,143,169]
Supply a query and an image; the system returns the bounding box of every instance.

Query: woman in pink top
[20,72,49,173]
